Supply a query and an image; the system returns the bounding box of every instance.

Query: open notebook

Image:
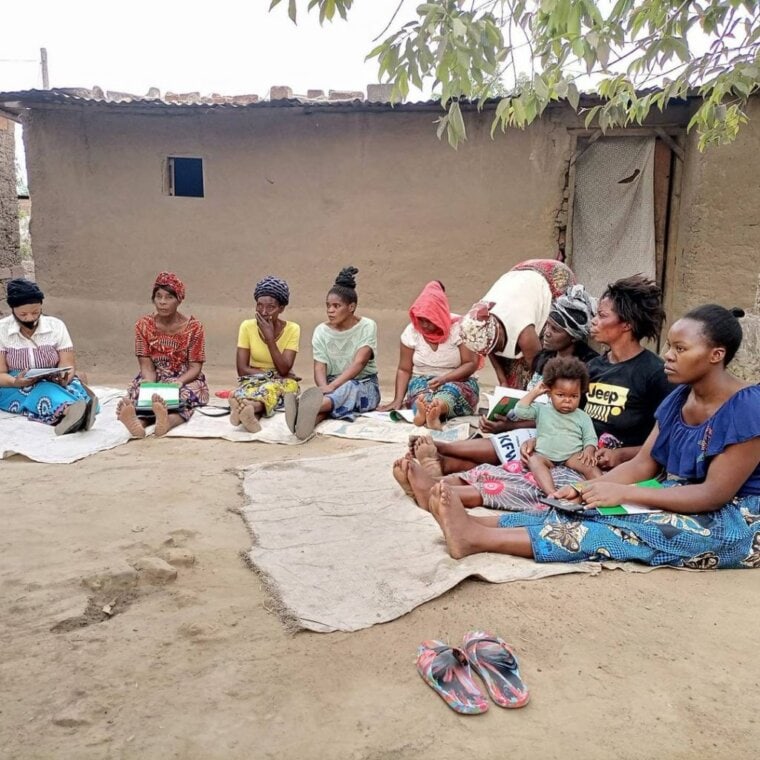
[136,382,181,410]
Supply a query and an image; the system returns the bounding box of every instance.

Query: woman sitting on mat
[229,275,300,433]
[0,278,97,435]
[288,267,379,441]
[397,275,672,512]
[378,280,479,429]
[117,272,209,438]
[458,258,576,390]
[422,304,760,571]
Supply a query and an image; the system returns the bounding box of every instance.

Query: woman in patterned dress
[116,272,209,438]
[424,305,760,570]
[0,278,96,434]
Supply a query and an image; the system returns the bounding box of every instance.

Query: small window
[167,157,204,197]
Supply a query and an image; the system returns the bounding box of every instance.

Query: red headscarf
[154,272,186,302]
[409,281,453,345]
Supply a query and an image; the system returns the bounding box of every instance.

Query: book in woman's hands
[24,366,73,380]
[136,382,181,410]
[484,386,548,421]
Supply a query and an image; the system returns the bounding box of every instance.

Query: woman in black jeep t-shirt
[397,276,673,513]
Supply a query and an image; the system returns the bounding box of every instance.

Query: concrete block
[328,89,364,101]
[366,83,393,102]
[270,86,293,100]
[10,265,26,277]
[307,89,325,99]
[0,267,12,279]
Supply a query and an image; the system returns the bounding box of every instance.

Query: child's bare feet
[152,394,172,437]
[425,398,446,430]
[392,457,414,499]
[239,401,262,433]
[413,397,428,427]
[229,395,241,426]
[412,435,444,478]
[428,482,477,559]
[116,398,146,439]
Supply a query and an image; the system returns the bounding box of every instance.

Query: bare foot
[392,457,415,499]
[413,397,428,427]
[425,399,446,431]
[239,402,262,433]
[428,482,478,559]
[412,435,444,478]
[152,394,171,437]
[116,398,146,439]
[406,460,437,511]
[229,395,241,426]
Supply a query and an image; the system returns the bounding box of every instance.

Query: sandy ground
[2,371,759,760]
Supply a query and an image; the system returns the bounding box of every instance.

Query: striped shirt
[0,314,74,371]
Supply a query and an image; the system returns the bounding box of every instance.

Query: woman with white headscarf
[459,258,576,389]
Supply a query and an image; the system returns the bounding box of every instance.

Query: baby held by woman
[514,356,602,495]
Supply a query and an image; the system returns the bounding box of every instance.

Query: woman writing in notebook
[116,272,209,438]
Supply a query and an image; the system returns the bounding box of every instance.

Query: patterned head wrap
[458,301,499,355]
[409,281,452,344]
[254,275,290,306]
[6,278,44,308]
[548,284,597,341]
[153,272,186,302]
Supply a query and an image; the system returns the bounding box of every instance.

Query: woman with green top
[288,267,379,440]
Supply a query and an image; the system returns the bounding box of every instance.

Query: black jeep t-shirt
[583,349,673,446]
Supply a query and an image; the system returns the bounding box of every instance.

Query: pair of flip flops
[416,631,529,714]
[284,388,323,440]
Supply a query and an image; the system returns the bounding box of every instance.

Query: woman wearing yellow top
[229,276,300,433]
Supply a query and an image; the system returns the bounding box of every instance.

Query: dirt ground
[1,371,759,760]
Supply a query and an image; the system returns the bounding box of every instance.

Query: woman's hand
[427,377,444,391]
[58,368,76,386]
[519,437,537,466]
[578,481,631,508]
[255,313,276,343]
[12,370,37,389]
[595,447,626,470]
[378,400,402,412]
[549,485,582,501]
[479,414,510,434]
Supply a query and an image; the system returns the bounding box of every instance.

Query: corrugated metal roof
[0,87,447,116]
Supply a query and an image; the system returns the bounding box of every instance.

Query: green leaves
[269,0,760,150]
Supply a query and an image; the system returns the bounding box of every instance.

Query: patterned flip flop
[462,631,530,708]
[416,640,489,715]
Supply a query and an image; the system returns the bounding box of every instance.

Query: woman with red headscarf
[378,281,479,429]
[116,272,209,438]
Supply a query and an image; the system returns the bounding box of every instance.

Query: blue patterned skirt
[0,371,90,425]
[325,374,380,421]
[496,481,760,569]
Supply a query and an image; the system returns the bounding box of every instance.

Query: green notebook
[594,479,663,515]
[136,382,181,409]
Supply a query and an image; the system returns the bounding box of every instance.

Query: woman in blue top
[424,304,760,570]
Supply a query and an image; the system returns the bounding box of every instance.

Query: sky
[1,0,420,99]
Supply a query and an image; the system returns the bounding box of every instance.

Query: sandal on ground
[284,392,297,434]
[294,387,323,441]
[462,630,530,708]
[54,400,88,436]
[80,383,99,431]
[416,640,489,715]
